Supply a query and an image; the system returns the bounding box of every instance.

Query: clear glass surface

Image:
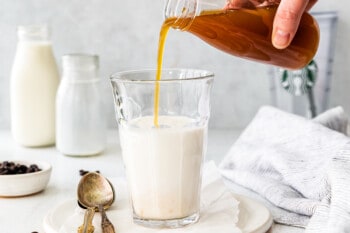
[110,69,214,228]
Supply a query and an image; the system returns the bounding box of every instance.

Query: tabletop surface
[0,130,303,233]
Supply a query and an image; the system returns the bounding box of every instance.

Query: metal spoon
[77,172,116,233]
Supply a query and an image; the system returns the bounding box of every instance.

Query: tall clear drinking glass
[110,69,214,228]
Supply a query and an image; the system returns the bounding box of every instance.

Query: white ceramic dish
[234,194,273,233]
[43,179,272,233]
[0,160,52,197]
[43,196,272,233]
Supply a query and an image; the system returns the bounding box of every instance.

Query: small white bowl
[0,160,52,197]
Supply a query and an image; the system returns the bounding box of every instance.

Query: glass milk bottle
[164,0,320,70]
[10,25,60,147]
[56,54,106,156]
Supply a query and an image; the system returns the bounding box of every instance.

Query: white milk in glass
[11,25,59,147]
[119,115,206,220]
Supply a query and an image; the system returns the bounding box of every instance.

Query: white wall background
[0,0,349,130]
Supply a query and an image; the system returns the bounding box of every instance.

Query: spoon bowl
[78,172,114,209]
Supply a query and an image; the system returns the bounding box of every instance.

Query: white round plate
[43,192,272,233]
[234,194,273,233]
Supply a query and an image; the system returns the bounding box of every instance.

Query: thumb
[272,0,309,49]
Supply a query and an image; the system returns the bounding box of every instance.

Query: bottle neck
[164,0,198,30]
[62,54,100,83]
[164,0,230,30]
[17,25,50,42]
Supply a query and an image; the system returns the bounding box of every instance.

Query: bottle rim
[62,53,99,71]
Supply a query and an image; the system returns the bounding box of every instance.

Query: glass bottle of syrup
[163,0,320,70]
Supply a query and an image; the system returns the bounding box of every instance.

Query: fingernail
[273,30,290,49]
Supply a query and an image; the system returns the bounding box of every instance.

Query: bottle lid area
[17,25,50,41]
[62,54,99,71]
[62,54,100,81]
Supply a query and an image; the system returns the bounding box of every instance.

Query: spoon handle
[78,207,95,233]
[98,204,116,233]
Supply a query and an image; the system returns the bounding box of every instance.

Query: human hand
[225,0,317,49]
[272,0,317,49]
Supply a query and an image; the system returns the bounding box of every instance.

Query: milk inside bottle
[10,25,60,147]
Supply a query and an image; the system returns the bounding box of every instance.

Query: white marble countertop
[0,130,303,233]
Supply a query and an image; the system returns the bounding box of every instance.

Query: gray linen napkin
[219,106,350,232]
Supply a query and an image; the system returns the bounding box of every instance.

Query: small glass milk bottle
[10,25,60,147]
[56,54,106,156]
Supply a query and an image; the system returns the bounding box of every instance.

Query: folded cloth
[219,106,350,232]
[60,162,240,233]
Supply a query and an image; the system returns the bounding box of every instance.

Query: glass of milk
[110,69,214,228]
